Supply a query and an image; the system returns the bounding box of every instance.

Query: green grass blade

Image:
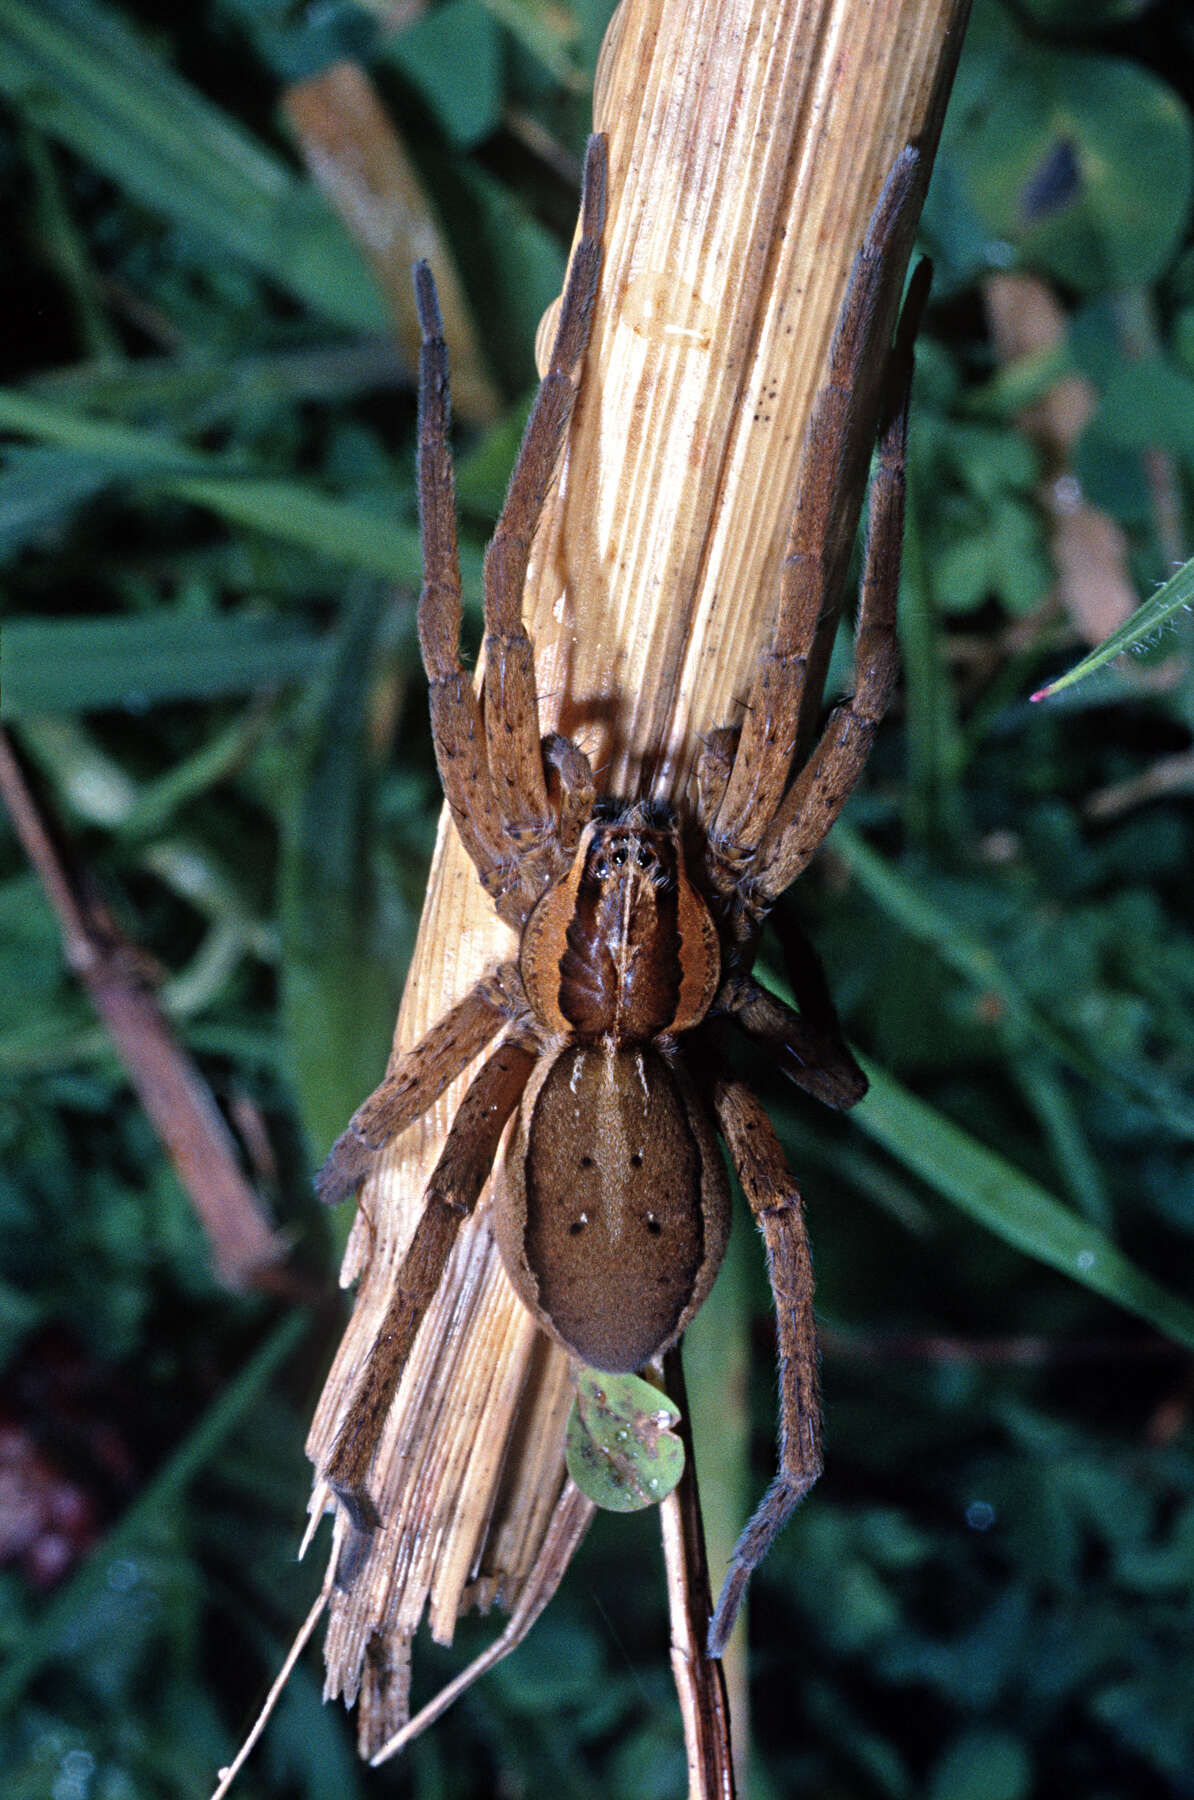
[280,586,403,1158]
[2,613,328,717]
[898,495,965,842]
[855,1060,1194,1351]
[832,820,1194,1136]
[0,0,385,332]
[1031,552,1194,701]
[0,1311,307,1713]
[0,388,429,583]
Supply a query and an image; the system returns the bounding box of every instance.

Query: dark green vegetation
[3,0,1194,1795]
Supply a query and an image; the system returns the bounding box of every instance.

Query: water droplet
[1076,1249,1096,1271]
[965,1499,996,1531]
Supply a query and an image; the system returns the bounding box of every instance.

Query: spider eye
[636,846,653,867]
[612,846,627,866]
[594,858,607,878]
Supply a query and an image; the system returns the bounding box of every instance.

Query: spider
[316,133,929,1661]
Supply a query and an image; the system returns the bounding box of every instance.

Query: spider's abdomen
[497,1044,730,1373]
[519,815,719,1042]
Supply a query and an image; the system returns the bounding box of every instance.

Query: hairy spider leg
[315,961,527,1206]
[707,1077,821,1659]
[701,148,925,937]
[713,972,866,1112]
[413,264,512,914]
[480,135,607,868]
[541,731,597,860]
[751,255,931,909]
[768,899,855,1041]
[325,1039,538,1531]
[413,137,606,929]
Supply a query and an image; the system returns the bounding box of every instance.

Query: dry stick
[0,727,283,1290]
[306,0,974,1769]
[282,60,499,426]
[368,1480,596,1764]
[662,1347,737,1800]
[210,1578,333,1800]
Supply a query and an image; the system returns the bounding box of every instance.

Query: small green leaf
[565,1368,685,1513]
[1031,552,1194,700]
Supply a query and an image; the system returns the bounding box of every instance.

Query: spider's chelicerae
[317,134,929,1658]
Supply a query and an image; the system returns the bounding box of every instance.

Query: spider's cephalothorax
[316,134,929,1659]
[500,807,728,1375]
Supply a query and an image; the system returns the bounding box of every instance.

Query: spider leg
[770,899,851,1040]
[714,972,865,1110]
[413,140,606,922]
[695,726,739,834]
[749,257,930,912]
[480,135,606,866]
[326,1038,538,1532]
[704,148,925,907]
[315,961,528,1205]
[707,1077,821,1658]
[542,730,596,860]
[413,264,513,915]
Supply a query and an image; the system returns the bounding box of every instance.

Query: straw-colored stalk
[306,0,971,1759]
[283,60,499,424]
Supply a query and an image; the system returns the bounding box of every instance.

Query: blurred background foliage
[2,0,1194,1795]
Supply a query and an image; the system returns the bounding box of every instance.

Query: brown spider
[317,134,929,1661]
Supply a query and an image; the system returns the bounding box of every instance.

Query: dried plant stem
[307,0,972,1759]
[663,1348,736,1799]
[283,61,499,424]
[0,727,282,1289]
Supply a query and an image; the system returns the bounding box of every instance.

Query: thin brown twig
[662,1347,736,1800]
[0,726,285,1290]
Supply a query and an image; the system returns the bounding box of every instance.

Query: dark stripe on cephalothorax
[556,828,685,1041]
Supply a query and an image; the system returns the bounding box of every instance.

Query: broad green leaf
[0,0,385,332]
[1030,553,1194,701]
[0,449,112,557]
[1097,356,1194,462]
[387,0,504,150]
[1,612,326,717]
[957,42,1194,290]
[565,1368,685,1513]
[478,0,580,85]
[855,1061,1194,1353]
